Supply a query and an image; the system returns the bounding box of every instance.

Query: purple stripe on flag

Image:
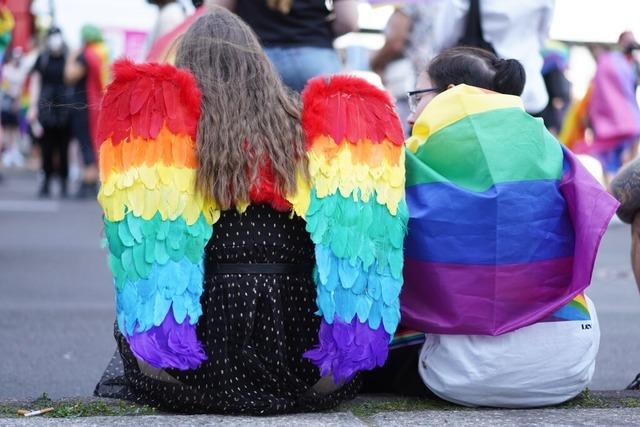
[401,256,576,336]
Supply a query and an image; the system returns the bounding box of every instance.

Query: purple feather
[304,317,389,383]
[127,313,207,370]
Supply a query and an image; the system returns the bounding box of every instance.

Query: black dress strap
[210,263,313,275]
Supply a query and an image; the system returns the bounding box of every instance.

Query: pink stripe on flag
[401,257,576,336]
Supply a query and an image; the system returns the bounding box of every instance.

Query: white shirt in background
[403,0,554,114]
[146,2,186,52]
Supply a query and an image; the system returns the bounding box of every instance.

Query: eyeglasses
[408,88,438,113]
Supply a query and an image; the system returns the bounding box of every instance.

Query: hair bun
[492,58,526,96]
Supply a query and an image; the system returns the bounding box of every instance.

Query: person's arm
[611,158,640,224]
[611,158,640,293]
[632,214,640,294]
[331,0,359,37]
[64,50,86,85]
[27,69,41,124]
[370,10,411,75]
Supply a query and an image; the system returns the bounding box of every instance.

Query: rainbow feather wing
[97,60,218,370]
[299,76,408,382]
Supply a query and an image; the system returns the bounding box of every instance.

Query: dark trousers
[71,112,96,166]
[41,126,71,182]
[361,344,434,397]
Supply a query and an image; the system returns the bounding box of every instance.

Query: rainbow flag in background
[402,85,618,336]
[84,41,110,155]
[0,6,13,66]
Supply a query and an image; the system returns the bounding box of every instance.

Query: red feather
[301,75,404,147]
[249,164,292,212]
[97,59,202,145]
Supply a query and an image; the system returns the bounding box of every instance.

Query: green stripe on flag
[406,108,563,191]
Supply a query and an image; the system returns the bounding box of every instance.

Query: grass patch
[0,393,156,418]
[342,389,640,419]
[560,389,610,408]
[340,395,461,418]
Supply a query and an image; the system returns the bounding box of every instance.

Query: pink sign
[124,30,148,61]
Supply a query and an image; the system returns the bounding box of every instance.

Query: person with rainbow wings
[93,6,407,415]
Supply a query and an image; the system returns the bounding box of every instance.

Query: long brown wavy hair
[174,7,305,209]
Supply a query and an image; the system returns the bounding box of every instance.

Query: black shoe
[627,373,640,390]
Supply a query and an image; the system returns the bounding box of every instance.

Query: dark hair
[427,47,526,96]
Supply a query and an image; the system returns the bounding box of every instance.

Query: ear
[447,84,455,90]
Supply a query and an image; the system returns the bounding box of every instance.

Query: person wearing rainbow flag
[0,3,13,182]
[365,46,618,407]
[64,24,110,198]
[560,32,640,182]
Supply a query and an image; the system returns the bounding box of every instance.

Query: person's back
[232,0,358,91]
[404,0,553,114]
[236,0,334,49]
[400,47,616,407]
[94,7,407,414]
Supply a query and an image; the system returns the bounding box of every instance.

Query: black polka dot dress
[95,204,360,414]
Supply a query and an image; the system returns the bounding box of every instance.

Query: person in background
[370,0,554,116]
[28,27,72,198]
[212,0,359,92]
[587,32,640,179]
[146,0,207,63]
[1,48,28,168]
[611,158,640,390]
[0,3,14,182]
[64,24,109,198]
[145,0,187,55]
[540,41,571,135]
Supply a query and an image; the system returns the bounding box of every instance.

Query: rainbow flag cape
[402,84,618,336]
[298,76,408,382]
[84,41,110,155]
[561,51,640,155]
[0,6,13,65]
[587,51,640,152]
[559,84,591,151]
[97,60,219,370]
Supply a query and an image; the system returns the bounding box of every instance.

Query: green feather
[132,242,152,279]
[154,238,170,264]
[144,237,156,264]
[121,248,139,282]
[117,219,135,247]
[126,213,144,243]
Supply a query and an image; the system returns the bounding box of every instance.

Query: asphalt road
[1,170,639,399]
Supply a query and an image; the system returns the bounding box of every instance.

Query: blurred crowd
[0,0,639,197]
